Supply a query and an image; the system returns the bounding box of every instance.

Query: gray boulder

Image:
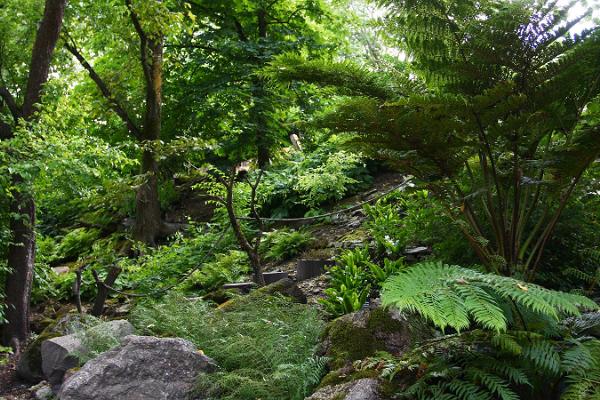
[306,378,381,400]
[58,335,217,400]
[41,319,134,386]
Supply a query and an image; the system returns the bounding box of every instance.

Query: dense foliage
[270,0,600,279]
[1,1,599,399]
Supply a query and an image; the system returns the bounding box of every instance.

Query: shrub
[259,138,373,218]
[261,228,314,263]
[182,249,250,292]
[294,150,365,208]
[369,329,600,400]
[55,227,101,261]
[130,293,326,400]
[353,262,600,399]
[118,226,235,295]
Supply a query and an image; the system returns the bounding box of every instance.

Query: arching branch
[125,0,152,87]
[63,32,142,139]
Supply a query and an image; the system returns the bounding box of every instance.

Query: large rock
[322,304,424,369]
[58,335,217,400]
[307,378,382,400]
[41,319,134,386]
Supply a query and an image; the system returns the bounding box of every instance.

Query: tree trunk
[252,78,270,169]
[3,189,35,350]
[91,266,122,316]
[2,0,67,350]
[133,150,162,244]
[132,32,164,245]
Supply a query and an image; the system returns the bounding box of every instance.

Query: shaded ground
[0,355,34,400]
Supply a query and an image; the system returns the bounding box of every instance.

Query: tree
[63,0,184,245]
[168,0,344,167]
[0,0,68,350]
[269,0,600,279]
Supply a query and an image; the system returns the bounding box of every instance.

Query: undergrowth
[130,293,326,400]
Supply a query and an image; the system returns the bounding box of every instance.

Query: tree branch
[63,33,142,139]
[267,6,308,26]
[164,43,219,53]
[126,0,152,87]
[232,17,248,42]
[0,87,20,120]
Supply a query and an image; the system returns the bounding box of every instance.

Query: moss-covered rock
[218,278,306,311]
[16,330,60,383]
[322,305,418,369]
[16,312,87,383]
[255,278,307,303]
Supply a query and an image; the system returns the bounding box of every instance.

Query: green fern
[381,261,597,333]
[388,329,600,400]
[560,339,600,400]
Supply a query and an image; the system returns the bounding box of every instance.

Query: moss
[337,228,370,247]
[325,316,382,369]
[17,330,60,382]
[324,307,412,370]
[203,289,235,305]
[366,307,405,333]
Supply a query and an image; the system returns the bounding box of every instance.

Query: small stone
[52,266,71,275]
[29,381,53,400]
[404,246,430,255]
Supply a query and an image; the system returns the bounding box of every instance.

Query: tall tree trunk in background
[65,0,165,246]
[2,0,68,350]
[252,77,270,169]
[133,36,164,245]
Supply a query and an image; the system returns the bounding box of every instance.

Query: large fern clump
[385,329,600,400]
[381,261,597,333]
[375,262,600,399]
[131,294,326,400]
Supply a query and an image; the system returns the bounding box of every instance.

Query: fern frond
[522,339,562,375]
[265,53,424,101]
[466,368,520,400]
[381,261,598,333]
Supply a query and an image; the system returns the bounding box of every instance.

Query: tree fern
[381,261,597,333]
[269,0,600,278]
